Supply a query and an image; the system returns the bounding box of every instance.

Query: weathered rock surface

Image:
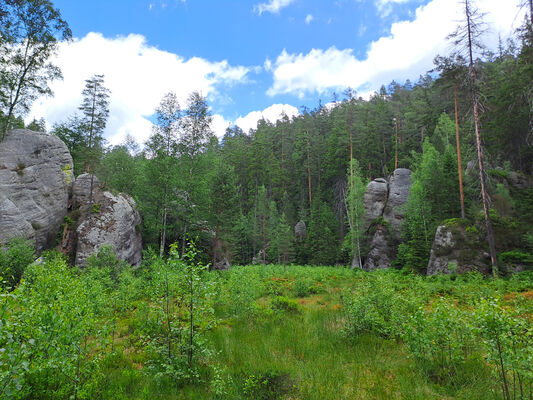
[427,224,491,275]
[383,168,412,236]
[0,129,73,251]
[73,173,99,208]
[362,168,412,270]
[74,176,142,267]
[363,225,391,270]
[363,178,388,230]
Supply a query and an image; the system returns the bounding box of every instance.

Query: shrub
[270,296,299,312]
[0,238,34,289]
[242,371,294,400]
[403,299,476,384]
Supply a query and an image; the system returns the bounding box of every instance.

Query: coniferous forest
[1,0,532,399]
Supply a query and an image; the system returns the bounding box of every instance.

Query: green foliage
[403,300,477,384]
[242,371,294,400]
[0,238,34,289]
[499,250,533,267]
[270,296,299,313]
[0,0,71,140]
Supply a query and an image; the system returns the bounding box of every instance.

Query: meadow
[1,245,532,400]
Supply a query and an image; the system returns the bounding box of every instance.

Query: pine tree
[78,74,110,203]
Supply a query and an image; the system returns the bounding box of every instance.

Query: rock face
[74,175,142,267]
[363,225,391,270]
[362,178,388,230]
[427,224,491,275]
[383,168,412,236]
[362,168,412,271]
[72,173,99,208]
[0,129,73,251]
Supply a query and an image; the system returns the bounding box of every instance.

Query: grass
[3,259,532,399]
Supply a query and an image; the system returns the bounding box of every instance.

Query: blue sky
[29,0,525,144]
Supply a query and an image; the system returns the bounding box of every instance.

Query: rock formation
[73,174,142,267]
[426,223,491,275]
[362,178,388,231]
[362,169,412,270]
[0,129,73,252]
[383,168,412,236]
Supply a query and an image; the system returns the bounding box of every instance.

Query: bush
[342,273,421,338]
[270,296,299,312]
[242,371,294,400]
[0,238,34,289]
[403,299,476,384]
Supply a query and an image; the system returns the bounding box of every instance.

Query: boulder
[73,173,99,208]
[363,224,391,271]
[363,178,388,230]
[74,176,142,267]
[427,224,491,275]
[0,129,73,252]
[383,168,412,236]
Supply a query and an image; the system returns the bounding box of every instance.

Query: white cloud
[254,0,295,15]
[28,32,249,146]
[305,14,314,24]
[235,104,299,133]
[267,0,525,97]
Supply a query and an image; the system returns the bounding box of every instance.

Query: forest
[0,0,532,399]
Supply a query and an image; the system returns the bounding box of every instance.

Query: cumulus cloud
[235,104,299,133]
[305,14,314,24]
[254,0,295,15]
[266,0,524,97]
[28,32,249,145]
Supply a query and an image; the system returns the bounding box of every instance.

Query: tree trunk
[306,130,312,210]
[160,207,167,258]
[454,83,466,219]
[465,0,498,274]
[394,118,399,170]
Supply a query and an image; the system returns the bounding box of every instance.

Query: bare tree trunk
[465,0,498,274]
[454,83,466,219]
[160,207,167,258]
[394,119,399,170]
[306,130,312,210]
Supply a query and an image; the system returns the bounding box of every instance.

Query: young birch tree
[345,159,366,268]
[0,0,71,139]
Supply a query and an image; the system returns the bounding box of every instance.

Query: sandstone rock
[427,224,491,275]
[294,220,306,242]
[73,173,99,208]
[0,129,73,252]
[383,168,412,236]
[74,178,142,267]
[363,178,388,230]
[507,171,532,189]
[363,224,391,271]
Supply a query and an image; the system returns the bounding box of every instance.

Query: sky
[27,0,527,145]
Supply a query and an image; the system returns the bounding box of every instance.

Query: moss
[91,203,101,214]
[31,222,42,230]
[61,164,72,185]
[14,162,26,176]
